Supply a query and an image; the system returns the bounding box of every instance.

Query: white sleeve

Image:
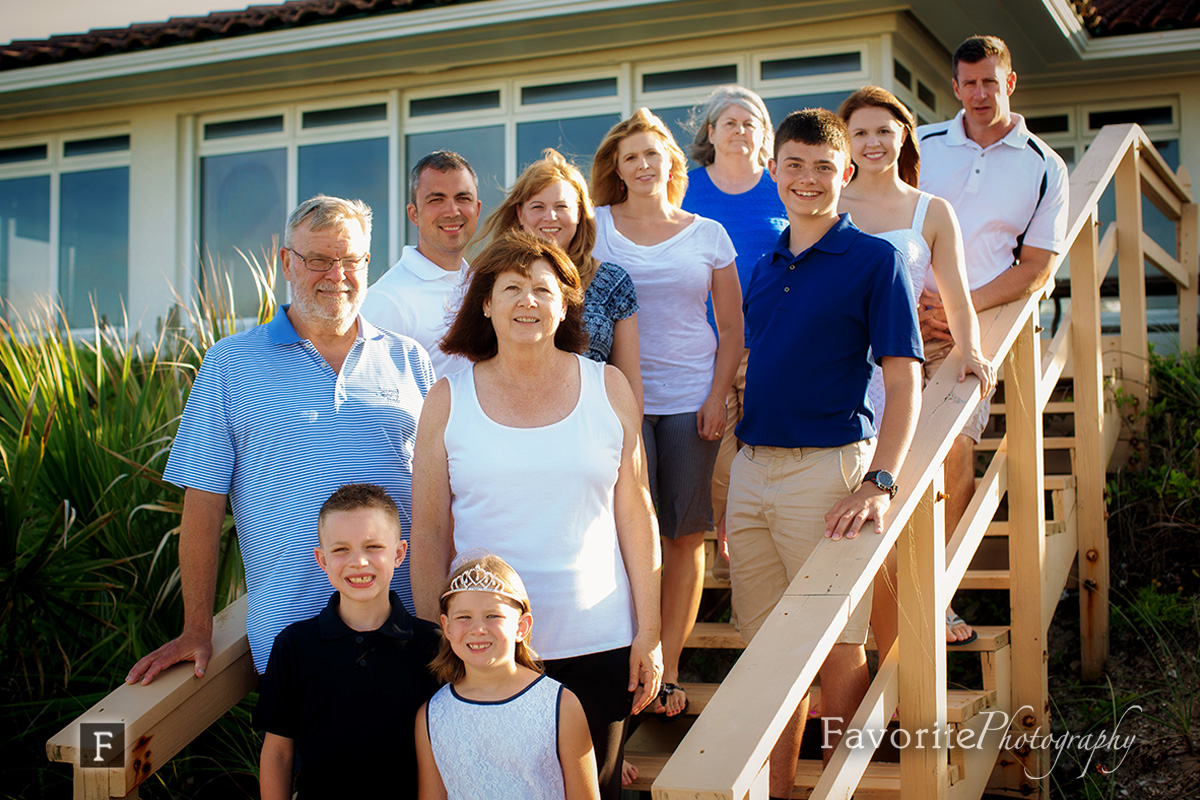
[707,218,738,269]
[1021,153,1069,255]
[360,286,417,337]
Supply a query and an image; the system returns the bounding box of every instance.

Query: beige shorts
[726,439,874,646]
[922,341,993,443]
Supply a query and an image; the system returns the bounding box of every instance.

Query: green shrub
[0,253,277,798]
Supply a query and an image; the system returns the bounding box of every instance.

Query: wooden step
[960,569,1010,590]
[631,683,996,727]
[976,435,1074,451]
[991,400,1077,414]
[626,753,910,797]
[685,622,1011,653]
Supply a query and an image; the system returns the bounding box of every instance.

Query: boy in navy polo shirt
[724,108,922,798]
[255,483,440,799]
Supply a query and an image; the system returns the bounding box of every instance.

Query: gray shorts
[642,412,720,539]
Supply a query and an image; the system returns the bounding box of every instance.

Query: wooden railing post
[1069,211,1109,679]
[1004,312,1048,796]
[1115,145,1148,446]
[1178,167,1198,352]
[897,471,948,797]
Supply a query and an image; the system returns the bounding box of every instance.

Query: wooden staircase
[43,125,1196,800]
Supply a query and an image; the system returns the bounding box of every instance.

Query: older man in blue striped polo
[128,195,435,684]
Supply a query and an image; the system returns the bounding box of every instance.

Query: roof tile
[0,0,480,72]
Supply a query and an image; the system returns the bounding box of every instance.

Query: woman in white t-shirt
[590,108,743,721]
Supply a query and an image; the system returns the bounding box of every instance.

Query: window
[1031,100,1181,281]
[197,99,392,314]
[0,133,129,326]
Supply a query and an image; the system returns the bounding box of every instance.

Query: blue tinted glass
[517,114,622,176]
[201,149,287,314]
[522,79,617,105]
[1088,106,1172,130]
[299,138,390,282]
[0,144,47,164]
[1093,139,1178,278]
[761,53,860,80]
[204,116,284,140]
[302,104,387,128]
[409,91,501,117]
[59,167,129,327]
[642,66,737,93]
[64,135,131,157]
[764,93,852,125]
[405,126,504,249]
[648,106,696,168]
[0,175,51,316]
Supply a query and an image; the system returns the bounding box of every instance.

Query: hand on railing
[126,628,213,685]
[961,350,996,397]
[823,483,891,541]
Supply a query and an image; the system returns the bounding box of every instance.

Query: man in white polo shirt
[917,34,1068,644]
[127,195,434,683]
[360,150,481,378]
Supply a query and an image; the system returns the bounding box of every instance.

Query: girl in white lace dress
[415,555,600,800]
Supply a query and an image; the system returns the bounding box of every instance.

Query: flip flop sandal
[655,683,689,723]
[946,612,978,646]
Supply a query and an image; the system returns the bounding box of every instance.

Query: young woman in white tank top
[837,87,996,650]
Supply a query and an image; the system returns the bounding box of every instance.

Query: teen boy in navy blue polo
[256,484,440,800]
[725,108,922,799]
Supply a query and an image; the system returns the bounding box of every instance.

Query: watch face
[875,471,895,488]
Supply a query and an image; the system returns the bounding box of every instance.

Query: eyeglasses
[285,247,370,272]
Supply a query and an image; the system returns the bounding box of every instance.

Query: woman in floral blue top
[481,148,643,410]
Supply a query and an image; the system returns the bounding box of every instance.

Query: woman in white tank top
[837,87,996,651]
[410,231,662,800]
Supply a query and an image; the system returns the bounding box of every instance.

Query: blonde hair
[591,108,689,207]
[480,148,600,288]
[429,555,542,684]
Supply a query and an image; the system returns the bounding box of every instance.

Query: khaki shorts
[922,341,993,443]
[726,439,874,646]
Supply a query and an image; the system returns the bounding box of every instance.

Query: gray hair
[285,195,372,247]
[407,150,479,207]
[685,85,774,168]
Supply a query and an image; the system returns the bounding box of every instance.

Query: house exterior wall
[2,4,1196,333]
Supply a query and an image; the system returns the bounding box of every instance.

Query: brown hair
[439,230,586,362]
[479,148,600,288]
[838,86,921,188]
[408,150,478,207]
[591,108,689,207]
[317,483,401,545]
[773,108,850,162]
[952,35,1012,81]
[429,554,541,684]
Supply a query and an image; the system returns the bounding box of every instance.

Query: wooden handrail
[46,596,255,799]
[654,125,1198,798]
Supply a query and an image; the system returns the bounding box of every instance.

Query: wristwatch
[863,470,897,499]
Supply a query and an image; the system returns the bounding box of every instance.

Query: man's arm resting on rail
[126,487,228,684]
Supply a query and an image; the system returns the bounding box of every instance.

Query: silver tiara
[442,564,524,604]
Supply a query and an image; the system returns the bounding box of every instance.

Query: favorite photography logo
[825,703,1140,780]
[80,723,125,768]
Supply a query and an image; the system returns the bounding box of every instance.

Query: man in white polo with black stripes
[917,34,1068,645]
[127,195,434,684]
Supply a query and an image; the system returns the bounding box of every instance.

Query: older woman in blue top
[681,86,787,568]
